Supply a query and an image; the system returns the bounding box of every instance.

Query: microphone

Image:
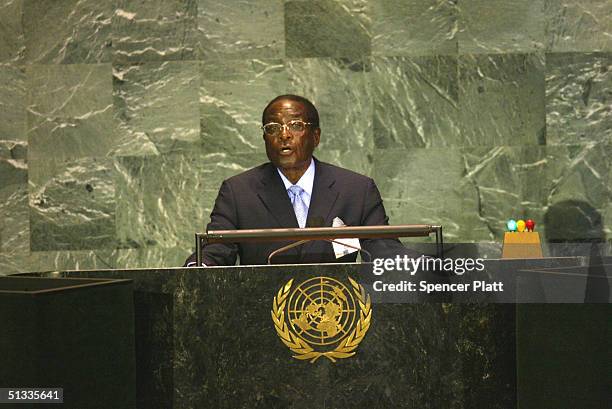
[266,216,373,264]
[267,216,326,264]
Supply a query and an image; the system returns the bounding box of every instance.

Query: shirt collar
[277,158,315,197]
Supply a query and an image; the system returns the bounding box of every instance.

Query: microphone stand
[266,239,372,265]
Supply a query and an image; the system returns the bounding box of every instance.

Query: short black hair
[262,94,320,128]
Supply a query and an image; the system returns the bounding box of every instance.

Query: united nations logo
[271,276,372,363]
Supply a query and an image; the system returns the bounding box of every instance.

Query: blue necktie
[288,185,308,228]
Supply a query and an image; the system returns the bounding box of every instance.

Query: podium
[0,276,136,409]
[5,258,610,408]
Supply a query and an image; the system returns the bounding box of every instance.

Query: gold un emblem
[272,276,372,363]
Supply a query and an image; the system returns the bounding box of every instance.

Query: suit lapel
[254,160,339,260]
[306,159,339,227]
[301,159,339,259]
[256,163,299,228]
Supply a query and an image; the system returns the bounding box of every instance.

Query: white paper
[332,217,361,259]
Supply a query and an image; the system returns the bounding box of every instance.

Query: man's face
[262,99,320,171]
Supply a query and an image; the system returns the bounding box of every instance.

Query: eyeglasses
[261,120,312,137]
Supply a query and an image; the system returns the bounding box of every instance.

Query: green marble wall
[0,0,610,274]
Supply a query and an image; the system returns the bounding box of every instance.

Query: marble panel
[0,154,26,190]
[0,254,29,275]
[1,248,142,275]
[459,53,546,146]
[29,157,116,251]
[200,59,288,155]
[0,155,29,274]
[23,0,112,64]
[543,143,611,241]
[458,0,545,54]
[115,246,190,269]
[26,64,118,161]
[450,303,516,409]
[604,198,612,245]
[370,0,457,56]
[3,0,608,278]
[0,65,26,141]
[115,152,264,250]
[545,0,612,52]
[545,52,611,145]
[0,141,28,260]
[0,0,24,64]
[31,249,119,272]
[535,144,609,208]
[372,148,488,243]
[371,55,460,148]
[197,0,284,60]
[286,58,372,152]
[112,61,200,156]
[315,149,374,178]
[112,0,198,63]
[2,246,189,272]
[462,147,524,241]
[463,143,611,242]
[285,0,371,58]
[0,140,26,161]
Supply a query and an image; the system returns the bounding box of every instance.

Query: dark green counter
[14,264,513,408]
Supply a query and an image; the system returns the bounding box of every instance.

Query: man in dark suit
[185,94,418,266]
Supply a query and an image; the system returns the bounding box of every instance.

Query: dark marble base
[23,264,517,408]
